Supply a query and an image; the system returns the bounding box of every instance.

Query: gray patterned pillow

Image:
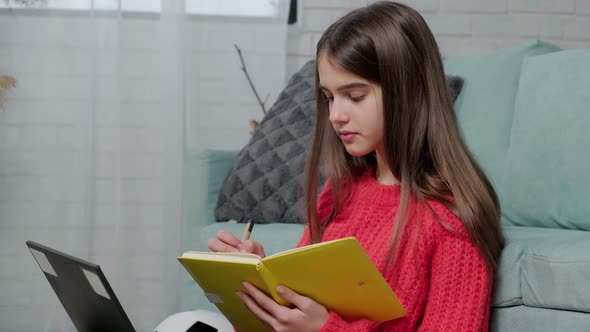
[215,60,464,224]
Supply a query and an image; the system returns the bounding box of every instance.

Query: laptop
[26,240,136,332]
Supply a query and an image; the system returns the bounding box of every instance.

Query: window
[186,0,280,18]
[0,0,160,12]
[0,0,284,18]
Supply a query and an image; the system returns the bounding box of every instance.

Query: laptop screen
[26,240,136,332]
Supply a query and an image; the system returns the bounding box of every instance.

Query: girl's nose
[329,99,349,124]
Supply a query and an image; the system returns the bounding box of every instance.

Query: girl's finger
[236,291,278,328]
[240,240,266,256]
[217,229,242,247]
[242,282,287,318]
[276,285,315,312]
[207,238,239,252]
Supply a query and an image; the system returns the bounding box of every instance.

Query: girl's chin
[344,145,373,158]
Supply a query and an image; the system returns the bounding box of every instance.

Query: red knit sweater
[297,170,492,332]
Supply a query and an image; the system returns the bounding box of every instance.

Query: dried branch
[234,44,267,115]
[0,75,17,110]
[263,93,270,105]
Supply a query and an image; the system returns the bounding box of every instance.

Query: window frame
[0,0,297,23]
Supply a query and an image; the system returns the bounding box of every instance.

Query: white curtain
[0,1,288,331]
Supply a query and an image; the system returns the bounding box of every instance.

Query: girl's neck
[375,147,399,186]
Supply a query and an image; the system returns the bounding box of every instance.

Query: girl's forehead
[317,55,346,74]
[317,55,368,87]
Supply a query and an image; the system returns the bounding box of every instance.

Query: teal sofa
[181,41,590,331]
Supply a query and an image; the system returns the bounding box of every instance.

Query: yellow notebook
[178,237,406,332]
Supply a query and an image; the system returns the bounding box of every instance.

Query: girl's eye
[324,95,334,103]
[350,95,365,102]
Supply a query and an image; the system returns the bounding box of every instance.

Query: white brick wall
[185,21,287,149]
[578,0,590,14]
[286,0,590,77]
[566,16,590,40]
[443,0,508,12]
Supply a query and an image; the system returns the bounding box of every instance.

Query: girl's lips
[338,131,358,143]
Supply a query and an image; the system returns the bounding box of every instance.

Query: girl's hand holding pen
[207,221,266,258]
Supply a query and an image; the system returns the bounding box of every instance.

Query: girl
[208,2,503,331]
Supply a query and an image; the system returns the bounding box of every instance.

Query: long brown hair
[304,1,503,273]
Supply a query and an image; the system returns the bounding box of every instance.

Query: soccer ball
[153,310,234,332]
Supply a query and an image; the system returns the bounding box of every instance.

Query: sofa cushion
[490,305,590,332]
[183,149,238,253]
[215,60,464,224]
[493,226,590,314]
[215,60,317,224]
[500,49,590,230]
[444,40,560,189]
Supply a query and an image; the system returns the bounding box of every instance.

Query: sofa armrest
[182,148,238,252]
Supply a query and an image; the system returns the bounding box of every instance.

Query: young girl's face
[318,55,384,157]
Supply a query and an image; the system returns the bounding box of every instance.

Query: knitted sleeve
[319,313,374,331]
[417,227,492,332]
[318,311,409,331]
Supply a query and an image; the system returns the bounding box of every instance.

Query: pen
[241,219,255,242]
